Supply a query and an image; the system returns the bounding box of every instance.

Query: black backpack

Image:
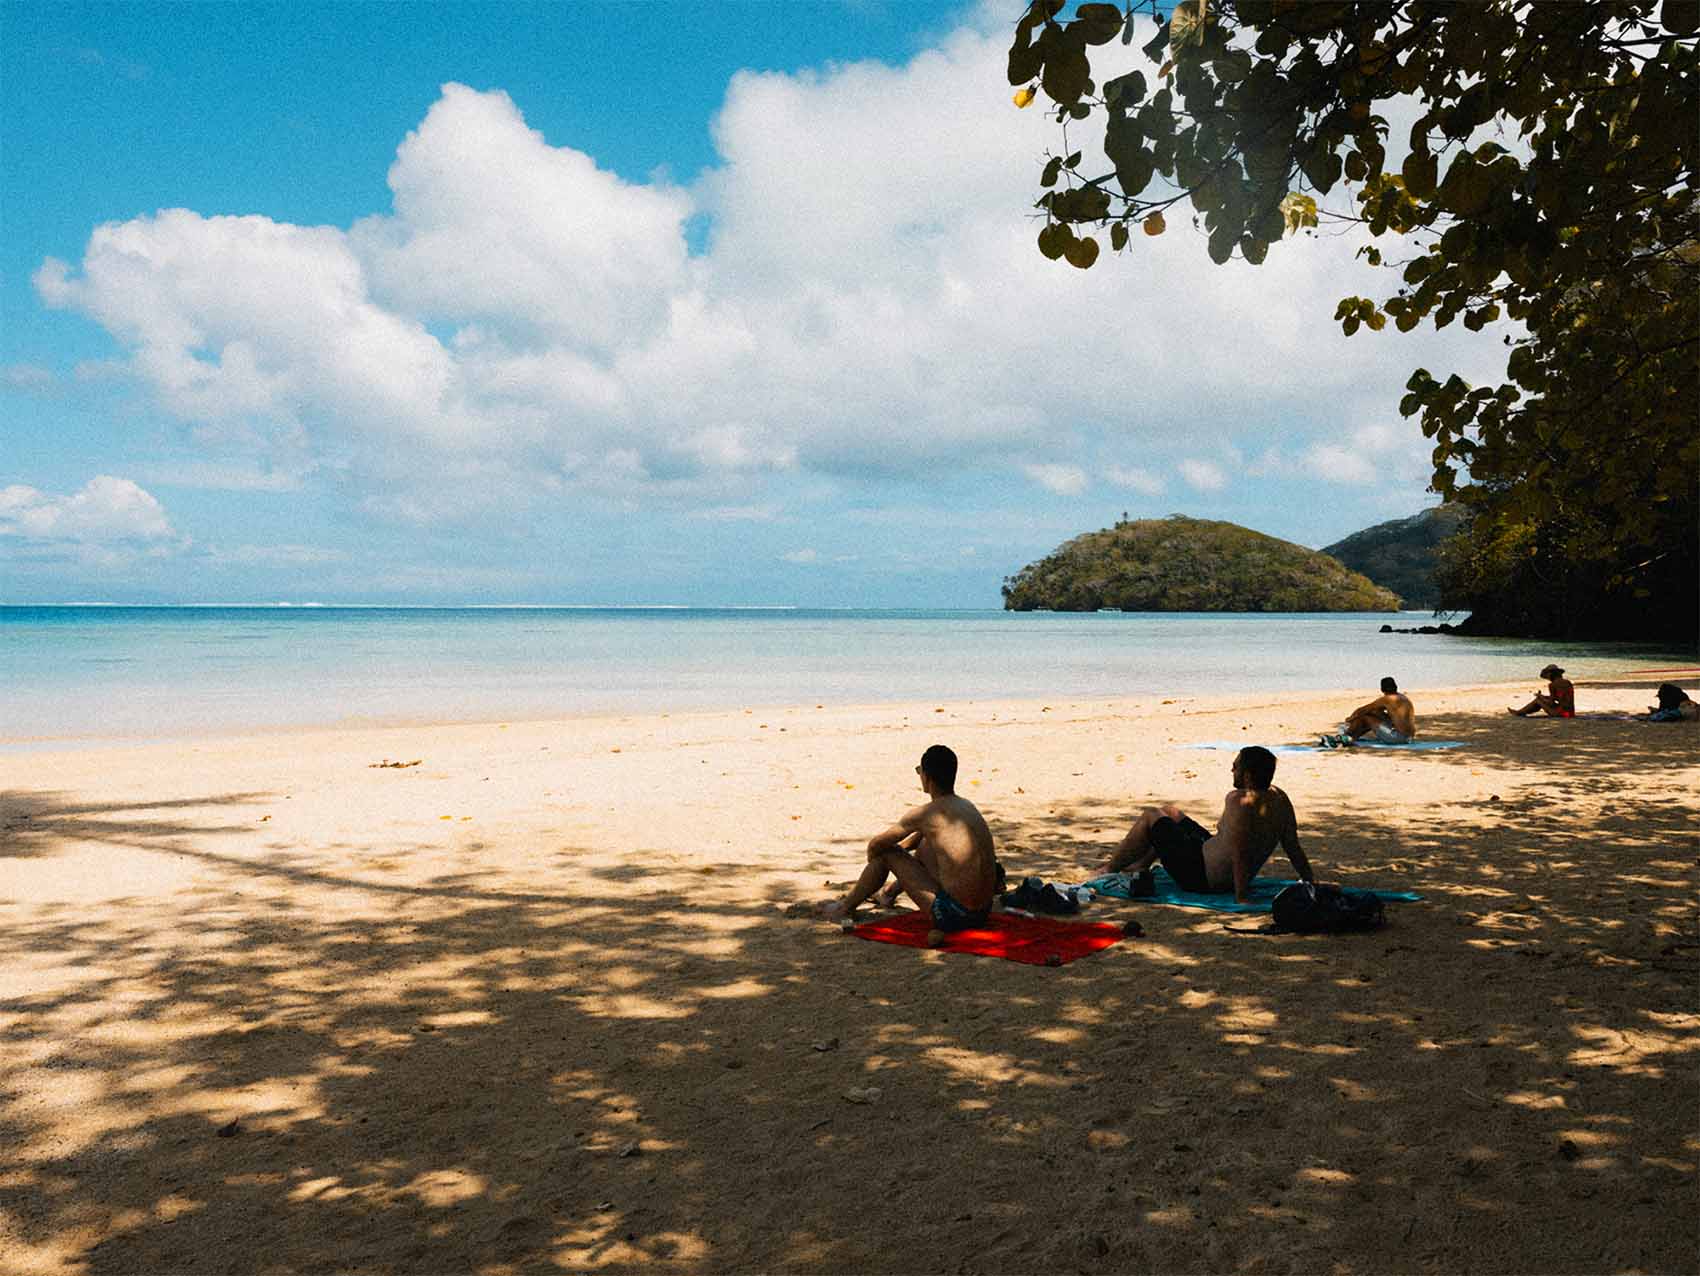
[1271,882,1385,933]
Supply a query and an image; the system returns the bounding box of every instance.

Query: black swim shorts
[1148,814,1217,893]
[931,889,991,933]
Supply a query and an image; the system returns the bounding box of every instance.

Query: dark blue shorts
[931,889,991,933]
[1149,815,1218,893]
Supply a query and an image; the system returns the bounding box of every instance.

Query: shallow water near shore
[3,605,1690,744]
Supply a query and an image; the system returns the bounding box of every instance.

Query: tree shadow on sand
[2,765,1696,1275]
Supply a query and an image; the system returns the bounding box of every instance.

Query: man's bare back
[902,792,998,912]
[1200,784,1301,896]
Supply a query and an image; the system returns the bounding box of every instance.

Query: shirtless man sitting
[1323,676,1416,747]
[1101,745,1314,903]
[821,744,1000,944]
[1509,664,1575,717]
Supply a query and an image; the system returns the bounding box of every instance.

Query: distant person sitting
[821,744,1000,944]
[1321,676,1416,747]
[1645,683,1699,722]
[1509,664,1575,717]
[1101,746,1314,904]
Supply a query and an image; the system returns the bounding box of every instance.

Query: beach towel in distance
[1083,868,1422,914]
[850,910,1128,965]
[1181,740,1464,754]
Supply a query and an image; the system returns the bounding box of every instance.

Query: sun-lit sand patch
[397,1168,488,1208]
[1141,1207,1195,1227]
[686,978,772,1000]
[1294,1167,1354,1187]
[569,993,691,1020]
[920,1046,1056,1087]
[1214,997,1276,1031]
[1568,1022,1690,1073]
[1029,1026,1086,1044]
[1503,1089,1570,1109]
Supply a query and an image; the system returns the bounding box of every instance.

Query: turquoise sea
[2,606,1690,746]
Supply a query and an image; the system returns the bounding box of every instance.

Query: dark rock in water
[1380,622,1457,634]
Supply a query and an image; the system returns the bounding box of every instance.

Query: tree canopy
[1002,514,1401,611]
[1007,0,1697,639]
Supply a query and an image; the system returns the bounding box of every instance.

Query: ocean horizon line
[4,602,1446,614]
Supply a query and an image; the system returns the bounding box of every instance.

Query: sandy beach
[3,673,1697,1275]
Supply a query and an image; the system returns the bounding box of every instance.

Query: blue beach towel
[1081,868,1423,914]
[1180,740,1464,754]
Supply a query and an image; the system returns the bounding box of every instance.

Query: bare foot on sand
[874,884,902,908]
[820,900,851,922]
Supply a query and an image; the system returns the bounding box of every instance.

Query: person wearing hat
[1510,664,1575,717]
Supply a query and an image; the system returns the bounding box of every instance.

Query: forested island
[1322,506,1464,611]
[1002,516,1400,613]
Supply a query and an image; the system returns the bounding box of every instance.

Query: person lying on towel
[821,744,1000,944]
[1100,745,1315,904]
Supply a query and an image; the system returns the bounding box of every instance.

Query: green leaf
[1104,71,1147,111]
[1104,115,1155,197]
[1279,191,1319,234]
[1037,222,1073,260]
[1401,148,1438,200]
[1661,0,1699,33]
[1041,156,1063,188]
[1008,43,1042,87]
[1064,234,1101,269]
[1039,28,1091,105]
[1110,222,1129,251]
[1072,3,1124,45]
[1207,225,1236,264]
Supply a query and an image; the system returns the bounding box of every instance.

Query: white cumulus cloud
[0,476,182,566]
[1303,421,1431,485]
[1024,463,1088,496]
[1104,464,1164,495]
[1178,459,1227,492]
[0,476,173,542]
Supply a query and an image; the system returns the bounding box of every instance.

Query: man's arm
[1279,798,1314,883]
[867,803,928,855]
[1350,696,1388,720]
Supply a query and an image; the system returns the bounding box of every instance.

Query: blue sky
[3,1,1489,606]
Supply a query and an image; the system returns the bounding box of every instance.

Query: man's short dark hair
[1380,676,1399,694]
[1237,745,1277,789]
[920,744,958,790]
[1656,682,1686,708]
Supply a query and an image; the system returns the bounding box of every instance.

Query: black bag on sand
[1271,882,1385,933]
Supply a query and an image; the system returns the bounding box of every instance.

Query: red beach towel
[850,910,1129,966]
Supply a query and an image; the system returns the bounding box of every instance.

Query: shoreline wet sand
[3,674,1697,1273]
